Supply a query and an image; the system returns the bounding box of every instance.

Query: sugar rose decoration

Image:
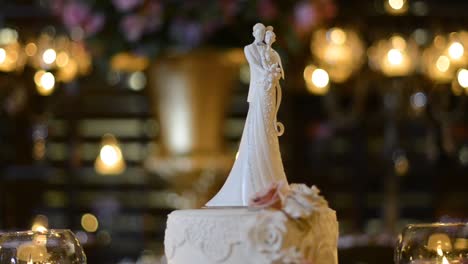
[248,210,288,261]
[282,184,328,219]
[249,181,285,209]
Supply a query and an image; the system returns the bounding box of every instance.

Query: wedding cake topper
[206,23,289,207]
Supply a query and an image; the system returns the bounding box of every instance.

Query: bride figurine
[206,23,289,207]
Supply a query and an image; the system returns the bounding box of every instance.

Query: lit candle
[16,232,50,263]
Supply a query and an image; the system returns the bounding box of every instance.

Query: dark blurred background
[0,0,467,263]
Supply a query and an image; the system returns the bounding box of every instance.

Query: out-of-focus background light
[304,64,330,95]
[95,134,126,175]
[385,0,409,15]
[81,213,99,233]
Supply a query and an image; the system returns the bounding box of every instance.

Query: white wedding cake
[164,23,338,264]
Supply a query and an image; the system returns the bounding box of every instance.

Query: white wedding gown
[206,43,288,207]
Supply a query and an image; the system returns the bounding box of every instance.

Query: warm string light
[31,33,91,85]
[368,35,418,77]
[95,134,126,175]
[81,213,99,232]
[0,48,6,64]
[304,65,330,95]
[34,70,55,96]
[0,28,25,73]
[448,41,464,60]
[385,0,408,15]
[436,56,451,72]
[309,29,468,93]
[421,34,468,83]
[311,27,365,83]
[0,27,92,95]
[128,71,147,91]
[42,48,57,64]
[387,49,404,65]
[311,68,330,88]
[457,69,468,88]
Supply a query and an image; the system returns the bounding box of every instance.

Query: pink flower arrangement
[56,1,105,37]
[48,0,336,58]
[258,0,278,21]
[294,1,318,35]
[249,181,286,209]
[121,15,147,42]
[249,183,328,221]
[112,0,142,12]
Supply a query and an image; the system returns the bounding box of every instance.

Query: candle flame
[442,256,450,264]
[437,246,444,256]
[32,223,47,233]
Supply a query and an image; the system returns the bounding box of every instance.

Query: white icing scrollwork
[165,212,246,262]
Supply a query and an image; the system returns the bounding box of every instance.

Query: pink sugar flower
[121,15,146,42]
[249,181,285,209]
[83,13,105,36]
[112,0,143,12]
[294,1,319,34]
[62,1,90,28]
[258,0,278,21]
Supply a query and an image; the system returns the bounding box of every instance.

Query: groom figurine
[245,23,267,103]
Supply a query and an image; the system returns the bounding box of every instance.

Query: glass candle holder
[0,229,86,263]
[395,223,468,264]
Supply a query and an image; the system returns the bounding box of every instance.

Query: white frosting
[165,208,338,264]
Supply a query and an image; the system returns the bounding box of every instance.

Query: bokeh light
[34,70,55,96]
[436,56,450,72]
[100,145,120,167]
[457,69,468,88]
[389,0,405,10]
[25,43,37,56]
[328,27,347,45]
[387,49,404,65]
[0,28,18,45]
[56,51,69,67]
[42,48,57,64]
[304,64,329,95]
[128,71,146,91]
[448,41,464,60]
[312,68,330,88]
[95,134,126,175]
[427,233,452,252]
[0,48,6,64]
[312,27,365,83]
[385,0,408,15]
[410,92,427,109]
[81,213,99,232]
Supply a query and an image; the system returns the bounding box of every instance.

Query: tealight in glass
[0,229,86,263]
[395,223,468,264]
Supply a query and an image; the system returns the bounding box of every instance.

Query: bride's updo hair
[265,30,276,43]
[266,26,274,32]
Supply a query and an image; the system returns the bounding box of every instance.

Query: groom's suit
[244,42,265,103]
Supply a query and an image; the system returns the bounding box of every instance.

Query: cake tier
[165,208,338,264]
